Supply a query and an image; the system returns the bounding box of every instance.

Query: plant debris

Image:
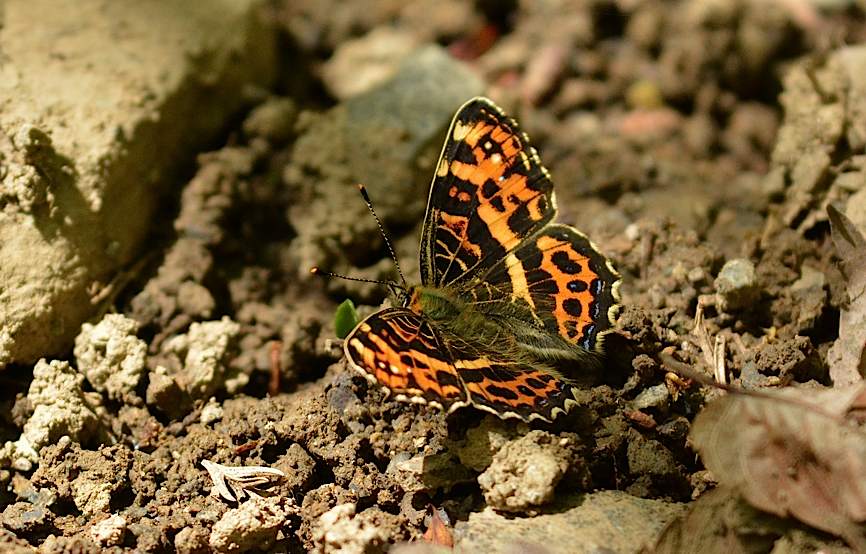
[690,384,866,549]
[827,205,866,386]
[201,460,287,503]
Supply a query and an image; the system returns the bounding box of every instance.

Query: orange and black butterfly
[342,97,621,422]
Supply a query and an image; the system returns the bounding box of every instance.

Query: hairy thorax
[407,286,487,337]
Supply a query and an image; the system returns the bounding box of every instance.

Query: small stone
[687,267,706,283]
[90,514,126,547]
[163,317,245,400]
[626,79,664,109]
[1,501,53,534]
[146,365,188,419]
[175,526,210,554]
[790,265,827,329]
[320,28,418,100]
[176,281,216,319]
[451,417,516,472]
[1,359,104,468]
[312,503,389,554]
[209,497,289,553]
[714,259,760,312]
[386,452,474,493]
[199,397,224,426]
[73,314,147,402]
[242,97,298,144]
[477,431,570,512]
[625,223,641,241]
[631,384,670,411]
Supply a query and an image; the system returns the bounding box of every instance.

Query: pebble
[714,259,760,312]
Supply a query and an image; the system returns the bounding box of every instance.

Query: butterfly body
[343,97,621,422]
[407,284,595,368]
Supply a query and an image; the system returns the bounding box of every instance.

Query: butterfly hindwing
[446,347,582,422]
[343,308,468,410]
[420,98,557,287]
[467,224,621,352]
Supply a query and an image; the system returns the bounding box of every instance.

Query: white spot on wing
[453,121,471,141]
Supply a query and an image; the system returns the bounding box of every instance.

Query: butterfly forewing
[420,98,557,287]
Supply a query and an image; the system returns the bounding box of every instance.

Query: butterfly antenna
[310,267,406,294]
[357,184,408,289]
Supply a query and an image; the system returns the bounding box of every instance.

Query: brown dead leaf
[827,205,866,386]
[422,505,453,548]
[690,384,866,550]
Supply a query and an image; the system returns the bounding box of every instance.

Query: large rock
[0,0,276,369]
[283,45,484,287]
[454,491,685,553]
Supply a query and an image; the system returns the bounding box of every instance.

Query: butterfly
[341,97,621,422]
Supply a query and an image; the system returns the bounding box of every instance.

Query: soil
[3,1,866,552]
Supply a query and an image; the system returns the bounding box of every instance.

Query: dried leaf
[827,205,866,385]
[201,460,286,503]
[422,505,453,548]
[690,385,866,549]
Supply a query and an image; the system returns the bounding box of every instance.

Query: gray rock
[632,383,671,411]
[284,45,484,284]
[714,259,760,312]
[455,490,685,553]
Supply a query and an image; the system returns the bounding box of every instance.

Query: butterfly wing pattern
[343,97,621,422]
[420,98,557,287]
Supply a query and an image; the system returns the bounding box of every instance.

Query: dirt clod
[208,497,292,554]
[477,431,572,512]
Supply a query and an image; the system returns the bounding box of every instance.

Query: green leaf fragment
[334,299,359,339]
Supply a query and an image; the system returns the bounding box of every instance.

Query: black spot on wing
[562,298,583,317]
[460,370,484,383]
[524,377,546,389]
[400,353,427,369]
[435,370,461,388]
[507,203,533,231]
[552,251,582,274]
[484,384,519,401]
[453,145,477,164]
[517,385,536,396]
[482,180,498,199]
[567,279,588,293]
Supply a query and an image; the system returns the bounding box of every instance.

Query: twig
[269,340,282,396]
